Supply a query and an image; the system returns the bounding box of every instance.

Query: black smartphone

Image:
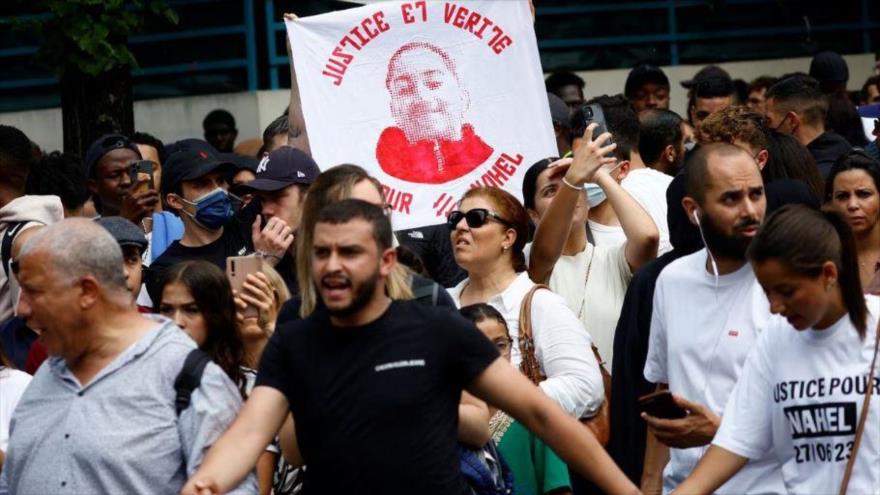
[638,390,688,419]
[572,103,615,159]
[128,160,155,193]
[572,103,609,137]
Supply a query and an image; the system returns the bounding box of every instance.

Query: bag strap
[518,284,549,385]
[174,348,212,416]
[838,321,880,495]
[1,222,28,277]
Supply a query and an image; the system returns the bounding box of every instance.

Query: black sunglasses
[446,208,512,230]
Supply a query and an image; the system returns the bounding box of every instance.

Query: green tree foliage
[18,0,178,77]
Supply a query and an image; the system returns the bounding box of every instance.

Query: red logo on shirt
[728,330,739,337]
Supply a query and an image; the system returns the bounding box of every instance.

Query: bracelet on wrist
[561,176,582,191]
[256,250,282,261]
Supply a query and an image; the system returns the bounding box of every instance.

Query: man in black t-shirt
[765,74,851,177]
[182,200,639,495]
[147,142,291,298]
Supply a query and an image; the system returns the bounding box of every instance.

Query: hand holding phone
[640,391,721,448]
[227,255,263,318]
[128,160,155,195]
[638,390,688,419]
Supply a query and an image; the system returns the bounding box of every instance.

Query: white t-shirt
[622,168,672,255]
[448,273,604,418]
[644,249,785,495]
[524,242,632,367]
[715,297,880,495]
[587,220,626,248]
[0,368,32,451]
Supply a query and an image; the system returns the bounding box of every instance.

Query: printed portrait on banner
[287,0,556,229]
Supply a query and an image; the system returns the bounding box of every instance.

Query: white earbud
[692,210,701,225]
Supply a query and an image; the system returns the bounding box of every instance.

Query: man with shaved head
[641,144,784,495]
[0,218,256,494]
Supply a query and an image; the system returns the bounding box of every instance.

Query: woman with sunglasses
[825,151,880,290]
[524,123,659,367]
[447,186,604,421]
[675,205,880,495]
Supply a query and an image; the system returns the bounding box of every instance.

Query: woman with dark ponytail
[676,205,880,495]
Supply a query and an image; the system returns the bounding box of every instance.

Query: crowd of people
[0,18,879,495]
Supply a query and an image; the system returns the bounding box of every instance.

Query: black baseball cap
[219,152,258,173]
[681,65,732,89]
[84,134,142,179]
[239,147,320,192]
[161,144,236,196]
[95,216,148,251]
[625,64,670,97]
[809,51,849,84]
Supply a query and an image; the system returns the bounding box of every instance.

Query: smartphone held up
[227,255,263,319]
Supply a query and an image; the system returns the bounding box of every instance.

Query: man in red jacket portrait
[376,42,494,184]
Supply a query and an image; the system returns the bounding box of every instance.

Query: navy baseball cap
[161,143,236,196]
[84,134,142,179]
[239,147,320,192]
[95,216,148,251]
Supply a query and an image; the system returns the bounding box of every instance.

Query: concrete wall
[1,53,874,153]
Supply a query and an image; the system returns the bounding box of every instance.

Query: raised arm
[468,358,639,495]
[284,13,311,155]
[181,386,291,495]
[594,170,659,272]
[528,124,616,284]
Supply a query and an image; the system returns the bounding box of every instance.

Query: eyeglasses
[493,337,513,353]
[446,208,512,230]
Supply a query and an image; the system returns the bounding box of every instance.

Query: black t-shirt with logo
[256,300,500,495]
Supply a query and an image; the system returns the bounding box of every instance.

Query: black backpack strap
[2,222,28,277]
[174,349,212,416]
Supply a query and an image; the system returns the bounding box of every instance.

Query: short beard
[324,269,381,318]
[700,212,759,261]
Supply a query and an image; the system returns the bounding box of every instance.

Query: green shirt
[493,413,571,495]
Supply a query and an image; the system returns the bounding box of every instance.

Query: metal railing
[0,0,258,92]
[263,0,878,89]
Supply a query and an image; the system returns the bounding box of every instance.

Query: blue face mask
[584,183,606,207]
[181,187,233,230]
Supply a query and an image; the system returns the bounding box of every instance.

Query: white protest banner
[287,0,556,229]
